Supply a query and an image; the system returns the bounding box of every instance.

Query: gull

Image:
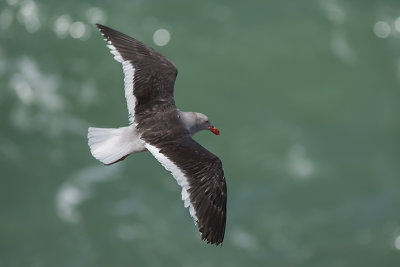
[88,24,227,245]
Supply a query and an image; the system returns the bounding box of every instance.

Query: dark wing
[96,24,178,124]
[144,135,227,246]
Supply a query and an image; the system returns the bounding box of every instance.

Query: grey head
[179,111,220,136]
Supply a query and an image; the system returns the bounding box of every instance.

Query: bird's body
[88,24,227,245]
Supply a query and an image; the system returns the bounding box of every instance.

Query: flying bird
[87,24,227,245]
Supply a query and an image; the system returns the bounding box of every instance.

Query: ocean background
[1,0,400,266]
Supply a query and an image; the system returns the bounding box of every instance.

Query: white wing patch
[145,143,199,224]
[104,40,136,124]
[122,61,136,124]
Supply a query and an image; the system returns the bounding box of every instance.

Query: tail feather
[88,125,146,165]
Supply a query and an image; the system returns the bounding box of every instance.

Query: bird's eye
[205,120,209,124]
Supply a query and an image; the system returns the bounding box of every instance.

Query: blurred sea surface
[1,0,400,266]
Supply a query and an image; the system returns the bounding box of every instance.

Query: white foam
[55,165,120,223]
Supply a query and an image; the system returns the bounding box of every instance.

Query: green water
[1,0,400,266]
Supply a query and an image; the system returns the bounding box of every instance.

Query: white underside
[145,143,199,223]
[88,125,146,165]
[106,41,136,124]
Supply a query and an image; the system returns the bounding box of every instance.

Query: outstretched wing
[96,24,178,124]
[144,135,227,246]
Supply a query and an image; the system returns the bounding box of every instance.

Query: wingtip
[95,24,110,42]
[95,23,108,35]
[202,236,224,247]
[95,23,104,29]
[200,230,225,246]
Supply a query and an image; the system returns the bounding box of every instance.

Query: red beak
[208,125,220,135]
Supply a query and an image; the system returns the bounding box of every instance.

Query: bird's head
[195,113,220,136]
[180,111,220,136]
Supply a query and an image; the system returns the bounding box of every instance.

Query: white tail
[88,125,146,165]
